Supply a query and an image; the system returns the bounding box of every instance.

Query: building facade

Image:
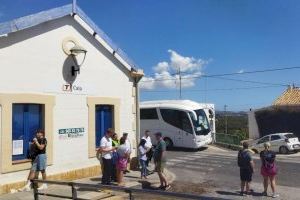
[0,4,143,194]
[248,86,300,139]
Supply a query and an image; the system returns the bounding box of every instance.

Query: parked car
[250,133,300,154]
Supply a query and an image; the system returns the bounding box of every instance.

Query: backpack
[263,151,275,170]
[238,150,250,168]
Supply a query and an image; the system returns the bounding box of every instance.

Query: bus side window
[181,112,193,134]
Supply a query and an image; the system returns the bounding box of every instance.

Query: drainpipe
[130,69,144,159]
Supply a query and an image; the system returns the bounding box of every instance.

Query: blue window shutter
[95,105,113,147]
[12,104,43,161]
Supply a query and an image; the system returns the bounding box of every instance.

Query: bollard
[71,183,78,200]
[32,180,39,200]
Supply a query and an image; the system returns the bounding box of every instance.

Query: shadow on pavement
[216,190,263,197]
[168,147,208,152]
[138,180,159,190]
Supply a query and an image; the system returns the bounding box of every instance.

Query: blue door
[12,104,43,161]
[95,105,113,147]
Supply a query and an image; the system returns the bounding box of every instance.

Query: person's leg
[263,176,268,194]
[245,181,250,194]
[102,158,109,184]
[107,159,113,184]
[143,160,148,178]
[241,181,245,193]
[270,176,276,193]
[157,172,164,187]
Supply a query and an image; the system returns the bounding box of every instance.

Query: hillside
[215,111,249,140]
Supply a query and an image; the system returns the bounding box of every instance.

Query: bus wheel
[164,138,173,149]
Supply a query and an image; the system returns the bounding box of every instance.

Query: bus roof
[140,100,214,111]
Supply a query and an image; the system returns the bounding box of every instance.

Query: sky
[1,0,300,111]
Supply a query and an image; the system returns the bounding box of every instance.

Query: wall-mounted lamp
[62,37,88,76]
[70,44,87,76]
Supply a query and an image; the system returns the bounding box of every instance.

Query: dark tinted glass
[160,109,192,133]
[285,133,296,139]
[271,135,281,141]
[140,108,158,120]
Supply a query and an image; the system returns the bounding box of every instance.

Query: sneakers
[262,191,268,196]
[37,184,48,191]
[18,184,32,192]
[272,193,279,198]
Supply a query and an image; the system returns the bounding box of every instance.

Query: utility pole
[224,105,228,134]
[178,66,182,99]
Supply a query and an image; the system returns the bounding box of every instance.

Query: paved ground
[166,145,300,200]
[0,167,175,200]
[2,145,300,200]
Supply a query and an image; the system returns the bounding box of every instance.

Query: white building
[0,3,143,194]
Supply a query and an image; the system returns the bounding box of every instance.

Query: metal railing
[215,133,241,146]
[32,179,205,200]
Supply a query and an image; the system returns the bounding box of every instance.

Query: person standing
[153,132,170,190]
[237,142,254,196]
[116,137,130,186]
[111,133,120,182]
[98,128,116,185]
[138,139,149,179]
[260,142,279,198]
[142,130,153,167]
[122,133,132,173]
[20,129,48,191]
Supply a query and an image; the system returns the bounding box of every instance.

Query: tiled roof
[273,87,300,106]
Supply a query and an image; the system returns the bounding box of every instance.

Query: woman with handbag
[116,137,130,186]
[260,142,279,198]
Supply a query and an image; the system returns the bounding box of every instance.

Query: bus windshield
[189,109,210,135]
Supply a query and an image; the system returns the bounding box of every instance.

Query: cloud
[140,50,210,90]
[237,69,244,74]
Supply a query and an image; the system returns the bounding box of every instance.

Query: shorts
[261,166,277,177]
[240,168,252,182]
[31,154,47,172]
[155,161,166,173]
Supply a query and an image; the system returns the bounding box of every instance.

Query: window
[285,133,296,139]
[160,109,193,133]
[271,135,281,141]
[12,104,44,161]
[192,109,211,135]
[257,136,269,144]
[140,108,158,120]
[95,105,114,147]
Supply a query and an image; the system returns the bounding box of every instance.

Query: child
[138,139,148,179]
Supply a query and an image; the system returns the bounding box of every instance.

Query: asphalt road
[165,146,300,198]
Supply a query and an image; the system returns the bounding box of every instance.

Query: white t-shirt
[117,144,129,158]
[142,136,152,149]
[125,138,132,154]
[138,146,147,161]
[100,136,112,159]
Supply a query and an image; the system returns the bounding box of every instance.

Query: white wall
[248,110,260,139]
[0,16,136,179]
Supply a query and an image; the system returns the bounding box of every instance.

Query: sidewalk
[204,181,300,200]
[0,168,175,200]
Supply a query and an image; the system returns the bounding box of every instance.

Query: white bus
[140,100,215,149]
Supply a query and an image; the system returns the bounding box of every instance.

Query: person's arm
[33,138,46,150]
[98,139,115,153]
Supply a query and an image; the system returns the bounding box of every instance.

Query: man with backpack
[238,141,255,196]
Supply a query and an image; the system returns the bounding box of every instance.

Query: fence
[32,179,205,200]
[215,133,241,146]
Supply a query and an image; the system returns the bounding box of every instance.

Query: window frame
[0,93,55,173]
